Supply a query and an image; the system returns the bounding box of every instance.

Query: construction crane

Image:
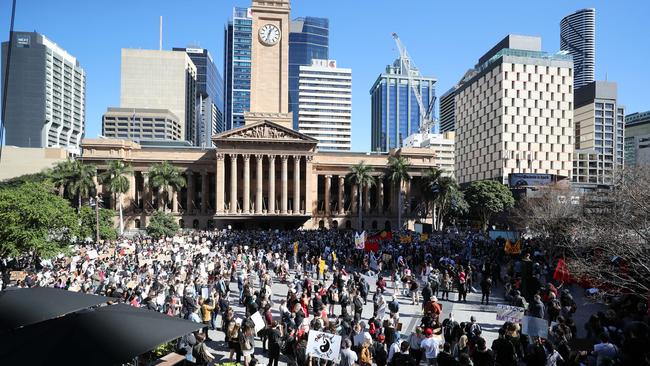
[391,33,437,140]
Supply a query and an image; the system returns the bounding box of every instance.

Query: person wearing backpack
[192,333,215,366]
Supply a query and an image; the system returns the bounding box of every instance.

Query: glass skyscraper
[173,47,224,146]
[560,8,595,89]
[370,60,436,152]
[289,17,329,130]
[224,7,252,130]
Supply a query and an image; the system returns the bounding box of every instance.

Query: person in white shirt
[386,339,402,364]
[420,328,440,365]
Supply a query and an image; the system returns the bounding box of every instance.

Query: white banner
[496,304,525,323]
[306,330,341,361]
[522,316,549,339]
[251,311,266,334]
[354,231,366,250]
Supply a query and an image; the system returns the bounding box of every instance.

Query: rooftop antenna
[159,16,163,50]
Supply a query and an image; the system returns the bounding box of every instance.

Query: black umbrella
[0,287,113,331]
[0,303,203,366]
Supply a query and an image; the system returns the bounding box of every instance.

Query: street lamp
[90,195,103,245]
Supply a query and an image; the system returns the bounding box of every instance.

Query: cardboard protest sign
[522,316,549,339]
[9,271,28,282]
[306,330,342,361]
[496,304,525,323]
[126,280,138,289]
[201,287,210,299]
[354,232,366,250]
[87,249,98,260]
[251,311,266,333]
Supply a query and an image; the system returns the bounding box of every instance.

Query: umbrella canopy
[0,303,202,365]
[0,287,113,331]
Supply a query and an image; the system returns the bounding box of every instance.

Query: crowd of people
[1,228,649,366]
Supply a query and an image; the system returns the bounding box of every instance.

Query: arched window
[332,220,338,229]
[135,219,141,229]
[318,220,325,229]
[345,220,352,229]
[179,219,184,228]
[193,219,199,229]
[372,220,378,229]
[384,220,392,231]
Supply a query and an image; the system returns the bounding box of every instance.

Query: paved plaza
[201,269,603,365]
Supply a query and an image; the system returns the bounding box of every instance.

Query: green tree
[51,160,77,197]
[99,160,133,235]
[146,211,180,239]
[54,160,97,211]
[421,168,468,230]
[385,156,411,230]
[0,182,79,262]
[78,205,118,243]
[0,171,51,190]
[464,180,515,232]
[346,161,376,230]
[148,161,186,212]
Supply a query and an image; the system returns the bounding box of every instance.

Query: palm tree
[421,167,464,230]
[346,161,376,231]
[67,161,97,212]
[148,161,186,212]
[99,160,133,236]
[385,156,411,230]
[51,160,77,197]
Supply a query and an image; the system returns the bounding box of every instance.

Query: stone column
[268,155,276,213]
[338,175,345,215]
[280,155,288,214]
[216,153,225,214]
[364,185,371,215]
[377,179,384,214]
[142,172,150,210]
[352,185,358,215]
[305,156,313,214]
[201,171,209,214]
[293,156,301,213]
[125,173,135,210]
[255,154,264,214]
[230,154,238,214]
[324,175,332,216]
[172,190,179,213]
[185,170,194,214]
[242,154,251,214]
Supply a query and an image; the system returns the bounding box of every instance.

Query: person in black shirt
[438,342,460,366]
[491,328,517,366]
[266,321,282,366]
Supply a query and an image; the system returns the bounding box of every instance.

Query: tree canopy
[78,206,118,243]
[0,182,79,260]
[464,180,514,231]
[146,211,180,239]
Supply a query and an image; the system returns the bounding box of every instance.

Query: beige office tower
[120,49,198,144]
[455,35,575,185]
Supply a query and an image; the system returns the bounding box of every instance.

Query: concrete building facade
[289,17,329,130]
[625,111,650,167]
[120,49,197,144]
[298,59,351,151]
[572,81,624,188]
[455,35,575,185]
[1,32,86,155]
[102,107,182,142]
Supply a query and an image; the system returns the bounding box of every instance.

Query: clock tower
[245,0,293,129]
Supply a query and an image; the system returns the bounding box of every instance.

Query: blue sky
[2,0,648,152]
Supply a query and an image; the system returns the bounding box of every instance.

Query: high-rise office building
[1,32,86,155]
[370,60,436,152]
[439,86,456,133]
[120,49,197,144]
[173,47,225,147]
[561,8,596,89]
[624,111,650,167]
[572,81,624,188]
[289,17,329,130]
[454,35,574,185]
[298,59,351,151]
[102,107,182,141]
[224,7,253,130]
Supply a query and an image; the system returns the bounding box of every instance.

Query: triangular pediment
[212,120,318,144]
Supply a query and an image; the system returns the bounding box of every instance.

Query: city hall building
[81,0,442,231]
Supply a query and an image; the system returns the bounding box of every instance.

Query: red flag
[365,236,380,252]
[553,258,571,283]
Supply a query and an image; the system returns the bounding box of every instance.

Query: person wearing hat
[421,327,441,365]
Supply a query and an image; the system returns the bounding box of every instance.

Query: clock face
[259,24,281,46]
